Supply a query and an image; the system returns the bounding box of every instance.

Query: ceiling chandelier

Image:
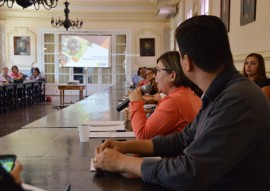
[51,0,83,31]
[0,0,58,10]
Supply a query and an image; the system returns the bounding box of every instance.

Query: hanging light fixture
[51,0,83,31]
[0,0,58,10]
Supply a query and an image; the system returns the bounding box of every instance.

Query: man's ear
[182,54,193,72]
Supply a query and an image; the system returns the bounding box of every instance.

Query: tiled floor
[0,95,80,138]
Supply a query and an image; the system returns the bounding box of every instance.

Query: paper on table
[80,121,125,132]
[81,120,125,126]
[90,158,96,172]
[89,157,161,172]
[89,131,135,138]
[80,125,125,132]
[22,183,47,191]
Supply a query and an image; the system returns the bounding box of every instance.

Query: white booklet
[89,131,135,138]
[80,121,125,132]
[22,183,47,191]
[90,158,96,172]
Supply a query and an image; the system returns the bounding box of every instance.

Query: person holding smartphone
[0,159,24,190]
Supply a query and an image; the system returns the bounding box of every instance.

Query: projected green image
[61,35,111,68]
[62,36,91,64]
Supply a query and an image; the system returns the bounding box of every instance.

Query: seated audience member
[136,67,147,86]
[1,67,13,83]
[26,67,45,81]
[128,51,202,139]
[243,53,270,100]
[0,161,24,191]
[136,68,159,104]
[143,68,158,95]
[93,16,270,190]
[10,65,24,82]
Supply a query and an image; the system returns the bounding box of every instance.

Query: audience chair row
[0,81,45,114]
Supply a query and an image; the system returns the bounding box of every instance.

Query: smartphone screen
[0,154,16,173]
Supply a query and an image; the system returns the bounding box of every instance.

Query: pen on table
[65,184,71,191]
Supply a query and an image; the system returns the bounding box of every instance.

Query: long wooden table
[58,85,85,107]
[1,85,170,191]
[0,128,169,191]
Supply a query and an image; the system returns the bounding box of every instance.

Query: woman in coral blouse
[128,51,202,139]
[10,65,24,81]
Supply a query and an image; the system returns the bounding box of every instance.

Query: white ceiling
[0,0,180,22]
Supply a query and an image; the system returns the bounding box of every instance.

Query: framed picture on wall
[240,0,256,26]
[220,0,230,32]
[140,38,155,57]
[14,36,30,55]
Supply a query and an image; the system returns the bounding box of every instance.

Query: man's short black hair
[175,15,233,72]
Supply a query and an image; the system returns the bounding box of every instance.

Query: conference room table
[0,85,170,191]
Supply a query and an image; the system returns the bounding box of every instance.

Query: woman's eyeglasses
[155,67,173,73]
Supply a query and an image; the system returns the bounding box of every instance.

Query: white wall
[2,0,270,76]
[229,0,270,54]
[171,0,270,74]
[0,18,170,75]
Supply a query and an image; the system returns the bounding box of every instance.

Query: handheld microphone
[116,84,152,112]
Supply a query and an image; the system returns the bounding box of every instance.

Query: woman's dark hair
[33,67,40,75]
[145,67,158,95]
[243,53,266,83]
[11,65,19,72]
[137,67,146,76]
[175,15,233,72]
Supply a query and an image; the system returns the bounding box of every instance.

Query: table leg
[60,90,64,107]
[79,90,83,100]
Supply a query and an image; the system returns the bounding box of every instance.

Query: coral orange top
[10,72,23,80]
[129,86,202,139]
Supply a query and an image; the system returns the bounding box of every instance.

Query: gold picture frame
[14,36,30,56]
[140,38,155,57]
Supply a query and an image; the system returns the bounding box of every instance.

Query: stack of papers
[80,121,125,132]
[79,121,135,138]
[89,131,135,138]
[22,183,47,191]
